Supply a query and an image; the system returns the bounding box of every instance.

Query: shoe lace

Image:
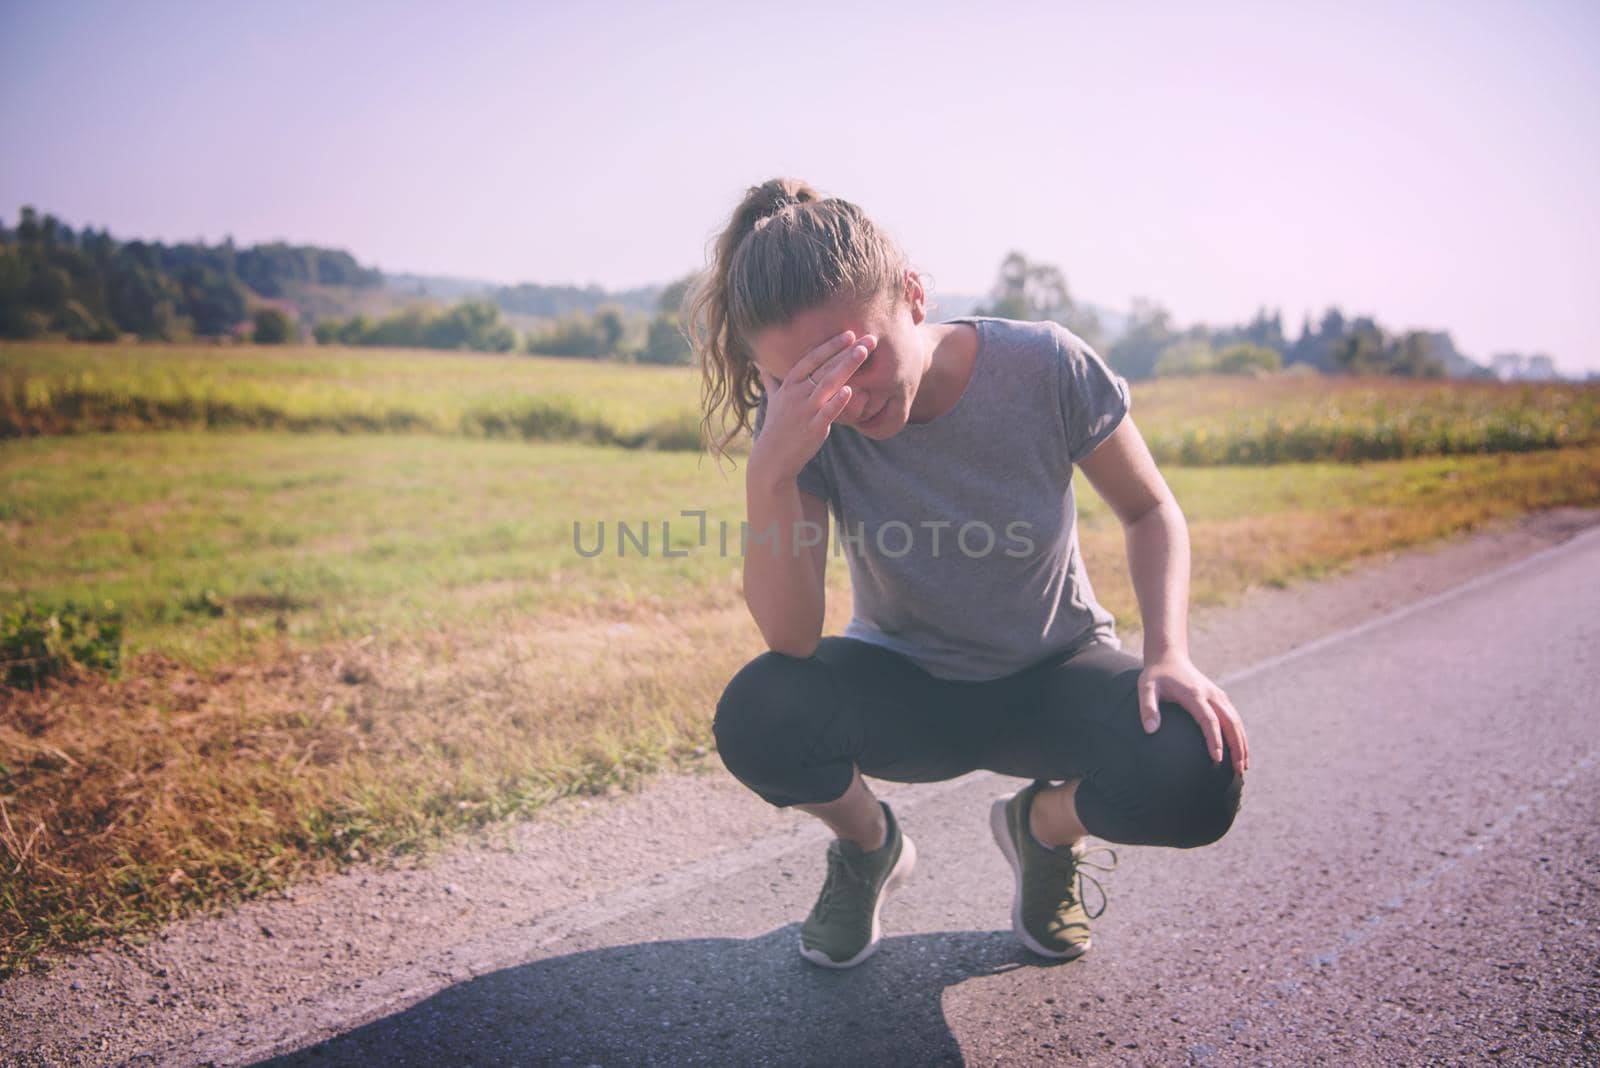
[1069,845,1118,920]
[813,846,873,922]
[1027,841,1118,920]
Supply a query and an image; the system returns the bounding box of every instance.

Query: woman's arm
[1077,416,1251,774]
[739,333,868,658]
[742,474,830,658]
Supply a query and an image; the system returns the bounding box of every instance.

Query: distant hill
[489,281,661,319]
[383,272,500,302]
[383,272,669,324]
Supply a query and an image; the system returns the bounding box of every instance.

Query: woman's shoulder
[941,315,1077,370]
[944,313,1080,343]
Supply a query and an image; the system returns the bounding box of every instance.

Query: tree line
[0,206,695,362]
[0,207,379,342]
[311,275,694,364]
[975,250,1502,380]
[4,207,1552,379]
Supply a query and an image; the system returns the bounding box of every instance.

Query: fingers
[809,384,852,431]
[1142,663,1249,774]
[787,330,858,386]
[810,338,873,401]
[785,333,875,396]
[1211,690,1250,773]
[1187,697,1224,766]
[1138,675,1161,734]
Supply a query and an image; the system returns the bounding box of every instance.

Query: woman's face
[747,273,929,440]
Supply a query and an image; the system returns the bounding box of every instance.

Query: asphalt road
[222,526,1600,1066]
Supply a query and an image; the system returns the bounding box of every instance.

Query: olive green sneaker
[798,801,917,969]
[990,781,1117,960]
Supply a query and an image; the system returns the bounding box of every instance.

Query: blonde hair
[685,177,909,466]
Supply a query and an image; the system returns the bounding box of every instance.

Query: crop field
[2,340,1599,974]
[1,343,703,448]
[5,341,1597,462]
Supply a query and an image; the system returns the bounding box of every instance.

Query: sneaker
[798,801,917,969]
[990,781,1117,960]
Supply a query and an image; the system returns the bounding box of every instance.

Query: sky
[3,0,1597,373]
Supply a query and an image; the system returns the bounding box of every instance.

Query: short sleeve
[752,392,834,503]
[1054,325,1131,463]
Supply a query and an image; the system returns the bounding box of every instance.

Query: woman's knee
[1145,701,1244,848]
[712,650,829,782]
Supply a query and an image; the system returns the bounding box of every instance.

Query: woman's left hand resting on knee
[1137,651,1249,773]
[1077,416,1251,776]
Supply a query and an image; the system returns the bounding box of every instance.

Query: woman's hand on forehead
[746,330,875,485]
[758,330,877,394]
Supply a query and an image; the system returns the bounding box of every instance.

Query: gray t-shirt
[752,316,1131,681]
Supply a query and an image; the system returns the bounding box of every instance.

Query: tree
[1210,307,1286,358]
[657,273,697,318]
[253,308,295,344]
[1385,331,1447,379]
[979,251,1067,321]
[593,304,626,354]
[975,250,1104,350]
[528,311,612,357]
[639,313,692,365]
[1333,317,1387,375]
[1106,298,1175,380]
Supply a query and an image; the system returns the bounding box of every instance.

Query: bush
[1215,343,1281,375]
[1,599,123,688]
[313,302,515,353]
[1153,340,1216,377]
[253,308,295,344]
[527,311,614,358]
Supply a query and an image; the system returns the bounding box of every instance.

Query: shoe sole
[797,833,918,969]
[989,794,1091,961]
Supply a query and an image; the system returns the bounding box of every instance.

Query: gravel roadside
[3,506,1596,1066]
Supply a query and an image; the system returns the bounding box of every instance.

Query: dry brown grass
[0,596,766,974]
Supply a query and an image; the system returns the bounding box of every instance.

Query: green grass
[1,431,749,667]
[6,431,1600,672]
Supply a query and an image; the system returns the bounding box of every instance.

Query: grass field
[6,341,1597,462]
[1,343,704,447]
[3,340,1599,975]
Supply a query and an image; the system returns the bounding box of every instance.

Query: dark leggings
[714,636,1242,848]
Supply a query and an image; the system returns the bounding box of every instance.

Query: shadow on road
[261,926,1065,1065]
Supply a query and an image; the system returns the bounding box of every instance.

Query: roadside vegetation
[2,340,1599,976]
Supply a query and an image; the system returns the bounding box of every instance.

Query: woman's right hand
[748,330,875,486]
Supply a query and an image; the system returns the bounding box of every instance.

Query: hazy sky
[3,0,1597,372]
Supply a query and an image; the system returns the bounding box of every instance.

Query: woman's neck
[908,322,979,424]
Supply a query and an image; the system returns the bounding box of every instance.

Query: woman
[689,178,1248,969]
